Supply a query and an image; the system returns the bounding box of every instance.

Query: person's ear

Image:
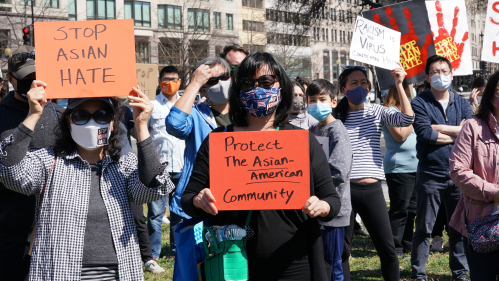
[110,120,114,132]
[331,97,338,109]
[426,75,431,84]
[450,72,454,81]
[340,87,346,95]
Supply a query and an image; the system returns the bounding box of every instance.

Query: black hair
[306,79,336,101]
[219,44,249,61]
[296,76,310,87]
[159,66,179,79]
[229,52,293,127]
[334,68,369,123]
[472,76,487,89]
[425,55,453,75]
[291,79,305,95]
[476,70,499,120]
[52,97,125,162]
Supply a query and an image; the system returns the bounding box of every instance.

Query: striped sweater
[340,104,414,181]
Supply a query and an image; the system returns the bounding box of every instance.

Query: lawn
[144,204,453,281]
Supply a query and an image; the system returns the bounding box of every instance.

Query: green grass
[144,203,453,281]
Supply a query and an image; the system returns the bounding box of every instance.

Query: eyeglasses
[161,77,179,82]
[343,65,366,71]
[429,70,451,77]
[70,109,114,125]
[206,73,230,86]
[12,51,35,63]
[238,75,277,91]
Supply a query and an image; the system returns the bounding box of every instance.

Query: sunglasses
[70,109,114,125]
[12,51,35,63]
[206,73,230,86]
[239,75,277,91]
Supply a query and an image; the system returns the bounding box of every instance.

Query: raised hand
[23,80,47,131]
[373,7,433,79]
[433,0,468,71]
[128,86,154,142]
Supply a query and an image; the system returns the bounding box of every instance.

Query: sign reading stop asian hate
[209,130,310,211]
[136,63,158,100]
[34,19,137,99]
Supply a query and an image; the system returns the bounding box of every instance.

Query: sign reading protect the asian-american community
[350,17,401,70]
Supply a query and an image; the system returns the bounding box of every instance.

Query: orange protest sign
[209,130,310,211]
[34,19,137,99]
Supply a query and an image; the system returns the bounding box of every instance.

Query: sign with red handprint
[481,0,499,63]
[362,0,436,91]
[426,0,472,76]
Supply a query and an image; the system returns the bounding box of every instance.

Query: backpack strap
[245,211,252,226]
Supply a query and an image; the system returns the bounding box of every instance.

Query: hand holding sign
[391,62,407,85]
[128,86,154,141]
[350,17,401,70]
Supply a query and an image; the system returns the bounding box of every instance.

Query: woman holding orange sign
[181,52,341,281]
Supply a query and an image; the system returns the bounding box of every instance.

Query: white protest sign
[315,136,329,158]
[482,0,499,63]
[350,17,401,70]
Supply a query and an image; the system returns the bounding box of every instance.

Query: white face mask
[430,74,452,91]
[70,119,111,151]
[205,80,231,104]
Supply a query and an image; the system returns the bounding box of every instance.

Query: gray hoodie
[309,120,352,227]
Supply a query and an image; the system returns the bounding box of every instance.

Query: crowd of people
[0,42,498,281]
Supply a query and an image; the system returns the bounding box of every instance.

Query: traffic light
[480,61,487,72]
[22,26,31,46]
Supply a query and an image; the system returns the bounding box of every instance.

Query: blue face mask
[430,74,452,91]
[344,86,369,106]
[307,103,332,121]
[239,87,281,119]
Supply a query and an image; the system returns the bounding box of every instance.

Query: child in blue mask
[307,79,353,281]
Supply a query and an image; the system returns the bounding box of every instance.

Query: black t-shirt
[211,109,231,128]
[181,124,341,281]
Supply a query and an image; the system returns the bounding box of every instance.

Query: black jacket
[0,92,64,241]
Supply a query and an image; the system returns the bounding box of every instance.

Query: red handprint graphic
[433,0,468,70]
[373,7,432,79]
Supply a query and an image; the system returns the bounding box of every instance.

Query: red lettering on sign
[491,2,499,25]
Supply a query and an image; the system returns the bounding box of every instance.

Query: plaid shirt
[0,128,174,281]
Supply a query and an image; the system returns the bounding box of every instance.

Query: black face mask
[14,79,34,100]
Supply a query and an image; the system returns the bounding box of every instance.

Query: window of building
[243,20,264,32]
[68,0,76,20]
[45,0,59,8]
[0,0,12,3]
[0,30,9,59]
[326,28,328,41]
[242,0,262,9]
[339,10,344,22]
[332,50,338,80]
[226,14,233,30]
[189,40,209,63]
[0,7,12,11]
[87,0,115,20]
[213,12,221,29]
[243,44,265,52]
[124,1,151,27]
[331,8,336,21]
[188,9,210,32]
[20,0,32,6]
[158,40,181,65]
[215,45,223,56]
[158,5,181,30]
[322,28,325,41]
[135,41,149,63]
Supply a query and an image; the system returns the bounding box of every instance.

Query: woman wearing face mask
[335,64,414,281]
[382,84,418,258]
[469,76,487,114]
[288,79,318,129]
[0,81,175,280]
[181,52,341,281]
[449,71,499,281]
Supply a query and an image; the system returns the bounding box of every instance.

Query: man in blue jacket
[411,55,472,281]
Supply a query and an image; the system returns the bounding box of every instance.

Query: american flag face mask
[239,87,281,119]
